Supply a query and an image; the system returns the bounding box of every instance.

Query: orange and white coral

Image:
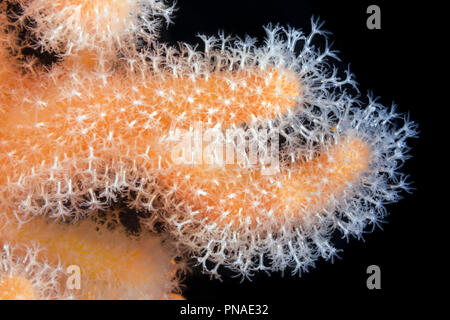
[1,217,183,299]
[0,0,416,298]
[0,243,74,299]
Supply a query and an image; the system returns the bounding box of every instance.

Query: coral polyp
[0,0,417,299]
[0,243,74,300]
[11,0,175,56]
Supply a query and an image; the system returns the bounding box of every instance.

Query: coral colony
[0,1,416,299]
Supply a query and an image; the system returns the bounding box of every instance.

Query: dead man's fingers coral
[8,0,175,57]
[0,242,74,300]
[1,216,183,299]
[0,0,418,297]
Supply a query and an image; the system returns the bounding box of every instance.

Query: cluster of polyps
[0,0,417,298]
